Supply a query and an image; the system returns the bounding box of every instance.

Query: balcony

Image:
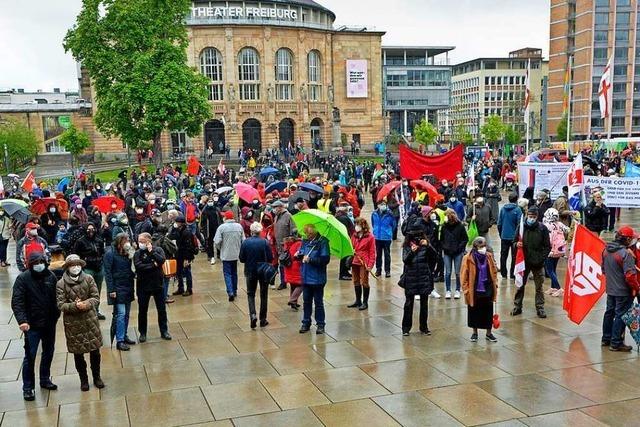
[239,103,264,114]
[308,102,328,114]
[275,102,298,114]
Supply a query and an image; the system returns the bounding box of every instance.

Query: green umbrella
[292,209,354,258]
[0,198,28,208]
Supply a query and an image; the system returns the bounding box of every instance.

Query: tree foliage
[504,125,522,146]
[0,120,39,173]
[59,125,91,174]
[413,119,439,146]
[384,131,403,146]
[556,114,571,142]
[480,115,506,146]
[453,123,473,145]
[64,0,211,167]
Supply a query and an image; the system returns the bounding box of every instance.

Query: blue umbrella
[57,177,71,192]
[266,181,287,194]
[299,182,324,194]
[259,167,279,179]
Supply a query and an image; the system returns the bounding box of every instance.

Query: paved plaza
[0,207,639,426]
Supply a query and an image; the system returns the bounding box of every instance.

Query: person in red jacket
[283,236,303,310]
[348,217,377,310]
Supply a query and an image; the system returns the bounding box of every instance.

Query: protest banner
[584,175,640,208]
[516,162,571,199]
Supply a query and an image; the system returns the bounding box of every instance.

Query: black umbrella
[2,202,30,224]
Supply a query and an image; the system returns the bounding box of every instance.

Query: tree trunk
[153,133,163,170]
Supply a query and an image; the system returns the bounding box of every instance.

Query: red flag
[21,170,35,192]
[399,144,463,181]
[187,156,201,176]
[563,224,607,325]
[514,218,525,288]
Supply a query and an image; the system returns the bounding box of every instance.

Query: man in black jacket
[74,223,106,319]
[11,252,60,401]
[133,233,171,342]
[335,202,354,280]
[512,206,551,319]
[168,215,196,296]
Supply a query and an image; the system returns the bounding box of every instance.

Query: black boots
[359,287,370,310]
[75,351,104,391]
[348,285,362,308]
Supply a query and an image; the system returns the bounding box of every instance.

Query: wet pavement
[0,205,639,426]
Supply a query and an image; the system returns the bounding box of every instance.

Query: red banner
[399,144,464,181]
[563,224,607,325]
[187,156,201,176]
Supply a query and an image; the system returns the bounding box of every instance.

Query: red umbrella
[410,180,439,207]
[235,182,261,204]
[92,196,125,214]
[376,180,402,203]
[31,197,69,217]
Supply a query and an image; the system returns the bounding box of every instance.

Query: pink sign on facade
[346,59,368,98]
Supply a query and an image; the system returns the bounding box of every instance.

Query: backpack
[185,203,197,223]
[24,239,45,267]
[549,224,566,258]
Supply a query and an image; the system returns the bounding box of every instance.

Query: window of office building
[615,47,628,59]
[616,30,629,42]
[307,50,321,102]
[594,30,608,42]
[595,13,609,25]
[275,48,294,101]
[614,82,626,93]
[200,48,224,101]
[238,47,260,100]
[635,82,640,92]
[591,117,604,127]
[614,64,627,75]
[634,99,640,109]
[619,0,631,6]
[613,99,626,110]
[612,117,625,127]
[594,47,608,60]
[596,0,609,7]
[408,70,427,86]
[633,117,640,126]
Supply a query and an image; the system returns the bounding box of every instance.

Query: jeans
[114,302,131,343]
[85,268,104,312]
[246,275,268,321]
[222,261,238,296]
[375,240,391,275]
[544,257,561,289]
[499,239,516,278]
[163,276,170,300]
[302,285,325,328]
[137,287,168,335]
[608,208,617,231]
[443,253,463,292]
[176,258,193,292]
[514,266,545,310]
[602,295,633,348]
[0,238,8,262]
[22,325,56,391]
[402,293,429,333]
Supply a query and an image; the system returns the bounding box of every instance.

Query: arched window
[275,48,294,101]
[238,47,260,100]
[200,48,224,101]
[307,50,322,102]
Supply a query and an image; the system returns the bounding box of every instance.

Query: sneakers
[470,333,478,342]
[385,273,391,278]
[551,288,564,297]
[116,342,130,351]
[138,334,146,343]
[486,333,498,343]
[228,295,235,302]
[210,257,216,265]
[40,380,58,390]
[610,344,633,352]
[316,327,325,335]
[445,291,452,299]
[161,332,172,340]
[23,389,35,401]
[182,290,193,297]
[420,329,431,336]
[358,303,368,311]
[510,307,522,316]
[454,290,461,299]
[299,326,310,334]
[402,331,410,336]
[430,289,441,299]
[260,320,269,327]
[537,309,547,319]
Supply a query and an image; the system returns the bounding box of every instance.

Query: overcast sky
[0,0,550,92]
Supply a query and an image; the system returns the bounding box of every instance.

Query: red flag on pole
[21,170,35,192]
[563,224,607,325]
[187,156,201,176]
[514,218,526,288]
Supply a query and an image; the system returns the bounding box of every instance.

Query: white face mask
[49,208,56,213]
[477,247,487,255]
[207,202,214,207]
[355,225,362,233]
[28,229,38,237]
[76,204,82,209]
[173,223,180,228]
[69,265,82,276]
[430,214,437,221]
[123,242,132,251]
[32,263,45,273]
[136,208,144,214]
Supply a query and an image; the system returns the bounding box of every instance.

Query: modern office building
[548,0,640,140]
[381,46,454,136]
[443,48,548,143]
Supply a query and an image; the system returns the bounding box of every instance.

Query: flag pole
[525,59,531,155]
[566,55,573,156]
[607,52,615,143]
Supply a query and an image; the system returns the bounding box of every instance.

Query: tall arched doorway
[278,118,295,149]
[242,119,262,152]
[204,120,225,154]
[310,118,324,150]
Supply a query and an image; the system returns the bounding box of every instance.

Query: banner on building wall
[584,175,640,208]
[42,115,72,153]
[516,162,571,200]
[346,60,368,98]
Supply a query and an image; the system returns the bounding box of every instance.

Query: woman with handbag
[348,217,376,310]
[283,236,303,310]
[239,222,273,329]
[461,236,499,343]
[400,223,437,336]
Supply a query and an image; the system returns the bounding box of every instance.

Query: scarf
[472,250,489,293]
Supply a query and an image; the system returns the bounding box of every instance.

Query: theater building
[81,0,386,158]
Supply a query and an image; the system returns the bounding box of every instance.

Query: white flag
[598,56,612,119]
[524,59,531,125]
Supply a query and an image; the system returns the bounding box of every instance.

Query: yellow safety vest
[318,198,332,213]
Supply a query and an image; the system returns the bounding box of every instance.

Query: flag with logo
[624,160,640,178]
[21,170,35,192]
[567,153,584,211]
[466,163,475,194]
[598,56,613,119]
[524,59,531,126]
[563,224,607,325]
[562,60,571,116]
[514,218,526,288]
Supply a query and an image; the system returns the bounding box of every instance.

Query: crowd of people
[5,146,640,403]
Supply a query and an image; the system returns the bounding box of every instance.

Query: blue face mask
[526,218,536,226]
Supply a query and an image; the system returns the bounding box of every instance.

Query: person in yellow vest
[317,192,335,215]
[247,156,257,170]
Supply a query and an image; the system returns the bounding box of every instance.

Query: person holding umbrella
[298,223,331,335]
[348,217,376,310]
[371,200,396,278]
[40,203,62,244]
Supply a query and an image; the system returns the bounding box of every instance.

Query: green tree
[64,0,211,168]
[504,125,522,146]
[480,115,506,147]
[384,131,403,146]
[0,120,39,173]
[453,123,473,145]
[59,125,91,174]
[413,119,439,146]
[556,114,571,142]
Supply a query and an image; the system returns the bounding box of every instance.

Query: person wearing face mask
[335,202,355,281]
[497,193,522,280]
[438,179,453,200]
[534,190,553,222]
[584,192,610,237]
[56,255,104,391]
[483,178,501,222]
[467,197,494,239]
[445,194,466,222]
[40,204,62,244]
[168,215,197,297]
[272,200,297,289]
[511,207,551,319]
[103,233,136,351]
[371,201,396,278]
[0,207,11,267]
[201,197,222,264]
[130,203,148,233]
[461,237,499,343]
[74,224,106,320]
[441,209,469,299]
[16,223,50,272]
[348,218,376,310]
[111,213,133,243]
[11,252,60,401]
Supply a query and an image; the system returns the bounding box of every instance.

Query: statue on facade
[327,85,334,103]
[300,84,307,102]
[332,107,341,122]
[228,84,236,102]
[267,83,274,103]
